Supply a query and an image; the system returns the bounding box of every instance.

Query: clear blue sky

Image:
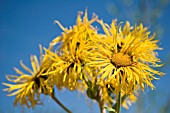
[0,0,170,113]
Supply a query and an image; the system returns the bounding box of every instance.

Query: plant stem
[98,86,106,113]
[51,93,72,113]
[117,90,122,113]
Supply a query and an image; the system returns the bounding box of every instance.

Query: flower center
[111,53,132,67]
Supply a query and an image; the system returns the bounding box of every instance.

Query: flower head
[3,45,53,108]
[87,20,164,95]
[44,11,100,91]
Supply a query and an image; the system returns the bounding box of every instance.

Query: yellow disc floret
[111,53,132,67]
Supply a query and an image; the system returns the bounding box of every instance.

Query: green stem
[51,93,72,113]
[117,91,122,113]
[98,86,106,113]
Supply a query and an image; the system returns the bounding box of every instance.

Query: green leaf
[104,106,117,113]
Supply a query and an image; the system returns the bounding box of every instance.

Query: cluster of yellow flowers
[3,11,163,110]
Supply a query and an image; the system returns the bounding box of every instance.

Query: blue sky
[0,0,170,113]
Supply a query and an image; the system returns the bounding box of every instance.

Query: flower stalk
[51,92,72,113]
[98,87,106,113]
[117,90,122,113]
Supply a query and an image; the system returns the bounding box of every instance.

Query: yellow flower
[3,45,53,108]
[87,20,164,95]
[44,11,100,91]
